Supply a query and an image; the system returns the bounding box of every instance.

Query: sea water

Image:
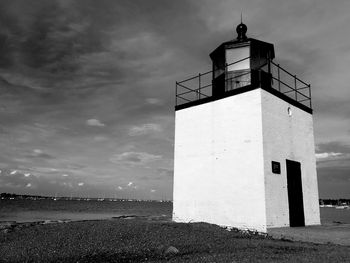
[1,199,349,224]
[0,199,171,223]
[320,207,350,224]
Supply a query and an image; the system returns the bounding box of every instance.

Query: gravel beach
[1,218,350,263]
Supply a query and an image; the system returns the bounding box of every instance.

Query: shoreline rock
[0,219,72,233]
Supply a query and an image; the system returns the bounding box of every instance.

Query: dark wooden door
[286,160,305,227]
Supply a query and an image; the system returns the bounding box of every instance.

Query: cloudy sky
[0,0,349,199]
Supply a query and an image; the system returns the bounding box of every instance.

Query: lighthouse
[173,23,320,232]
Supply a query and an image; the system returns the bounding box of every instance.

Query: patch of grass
[0,219,349,262]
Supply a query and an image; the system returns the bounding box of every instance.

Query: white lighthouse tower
[173,23,320,232]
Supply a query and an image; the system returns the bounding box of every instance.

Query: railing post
[277,64,281,91]
[198,73,201,100]
[294,75,297,101]
[175,81,178,106]
[309,84,312,109]
[225,63,228,91]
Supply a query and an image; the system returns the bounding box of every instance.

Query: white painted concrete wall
[173,89,267,232]
[173,88,320,232]
[261,90,320,228]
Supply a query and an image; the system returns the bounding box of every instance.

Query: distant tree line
[0,193,50,199]
[319,199,350,205]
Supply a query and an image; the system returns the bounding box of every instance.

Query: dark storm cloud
[0,11,18,68]
[0,0,128,116]
[0,0,205,108]
[0,0,205,136]
[0,0,113,123]
[0,0,105,72]
[0,76,59,123]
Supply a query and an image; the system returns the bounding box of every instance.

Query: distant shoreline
[0,192,172,202]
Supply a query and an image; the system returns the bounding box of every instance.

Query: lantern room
[209,23,275,97]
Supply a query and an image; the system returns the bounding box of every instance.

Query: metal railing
[176,69,213,103]
[268,60,312,109]
[175,57,312,109]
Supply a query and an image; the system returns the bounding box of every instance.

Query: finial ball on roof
[236,23,247,40]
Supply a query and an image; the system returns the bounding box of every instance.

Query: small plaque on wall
[272,161,281,174]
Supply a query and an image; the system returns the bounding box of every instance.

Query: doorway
[286,159,305,227]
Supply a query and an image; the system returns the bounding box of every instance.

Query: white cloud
[127,182,137,189]
[78,182,84,186]
[26,183,32,188]
[316,152,342,159]
[110,152,162,165]
[62,174,69,177]
[150,189,156,193]
[30,149,53,159]
[128,123,162,136]
[146,98,161,105]
[33,149,43,154]
[24,173,31,177]
[10,170,17,175]
[86,119,105,127]
[117,186,123,190]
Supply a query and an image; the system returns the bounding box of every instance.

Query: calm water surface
[320,207,350,224]
[1,199,349,224]
[0,199,172,222]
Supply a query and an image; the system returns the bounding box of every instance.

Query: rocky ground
[0,218,349,262]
